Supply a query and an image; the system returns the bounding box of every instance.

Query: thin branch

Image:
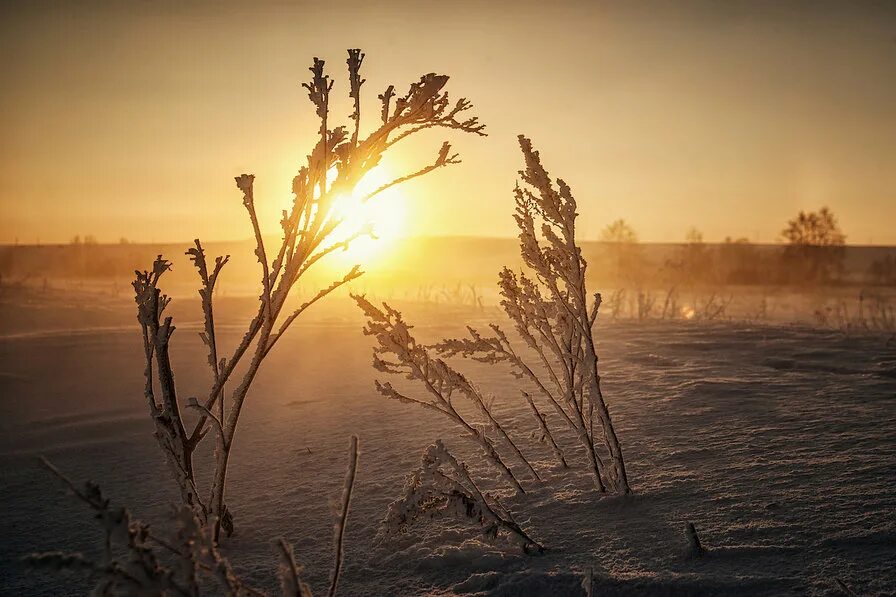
[361,142,459,204]
[522,391,567,468]
[328,436,359,597]
[347,49,365,147]
[235,174,273,323]
[277,539,312,597]
[186,398,224,439]
[265,266,363,358]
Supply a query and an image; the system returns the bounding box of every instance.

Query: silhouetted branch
[133,48,486,540]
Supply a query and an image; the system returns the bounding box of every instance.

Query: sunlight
[327,167,407,267]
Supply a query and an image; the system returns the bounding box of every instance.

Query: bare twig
[328,436,360,597]
[277,539,313,597]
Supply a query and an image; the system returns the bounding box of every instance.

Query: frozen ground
[1,292,894,596]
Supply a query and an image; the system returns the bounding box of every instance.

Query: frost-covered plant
[694,292,733,321]
[824,292,896,339]
[636,290,656,320]
[133,49,484,540]
[29,438,360,596]
[660,286,680,320]
[27,458,262,595]
[522,389,568,468]
[605,288,627,319]
[355,137,630,493]
[867,296,895,339]
[600,219,646,286]
[434,136,630,494]
[351,295,538,495]
[328,436,359,597]
[379,440,543,554]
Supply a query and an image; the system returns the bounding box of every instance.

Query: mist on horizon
[2,0,896,246]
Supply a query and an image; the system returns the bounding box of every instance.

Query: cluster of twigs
[352,296,538,495]
[597,286,738,322]
[379,440,543,554]
[695,293,734,321]
[28,438,359,596]
[132,49,484,541]
[815,292,896,341]
[435,136,630,494]
[356,136,632,551]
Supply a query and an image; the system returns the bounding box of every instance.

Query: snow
[1,292,894,596]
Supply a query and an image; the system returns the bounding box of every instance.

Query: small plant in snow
[433,136,630,493]
[605,288,627,319]
[29,437,360,596]
[379,440,543,554]
[133,49,484,540]
[636,290,656,320]
[355,135,631,556]
[694,292,733,321]
[660,286,680,320]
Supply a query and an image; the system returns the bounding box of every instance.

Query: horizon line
[2,234,896,250]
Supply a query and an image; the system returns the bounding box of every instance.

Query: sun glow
[326,167,407,267]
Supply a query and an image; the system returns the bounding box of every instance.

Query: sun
[326,167,407,267]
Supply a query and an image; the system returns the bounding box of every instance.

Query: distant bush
[599,219,646,286]
[780,207,846,284]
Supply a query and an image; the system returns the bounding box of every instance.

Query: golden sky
[2,0,895,245]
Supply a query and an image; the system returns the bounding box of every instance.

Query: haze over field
[2,0,896,245]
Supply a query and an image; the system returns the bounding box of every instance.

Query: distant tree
[601,219,638,244]
[782,207,845,246]
[685,227,702,245]
[600,219,644,285]
[781,207,846,284]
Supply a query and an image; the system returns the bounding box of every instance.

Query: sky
[2,0,895,245]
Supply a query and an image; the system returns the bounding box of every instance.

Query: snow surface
[1,296,894,596]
